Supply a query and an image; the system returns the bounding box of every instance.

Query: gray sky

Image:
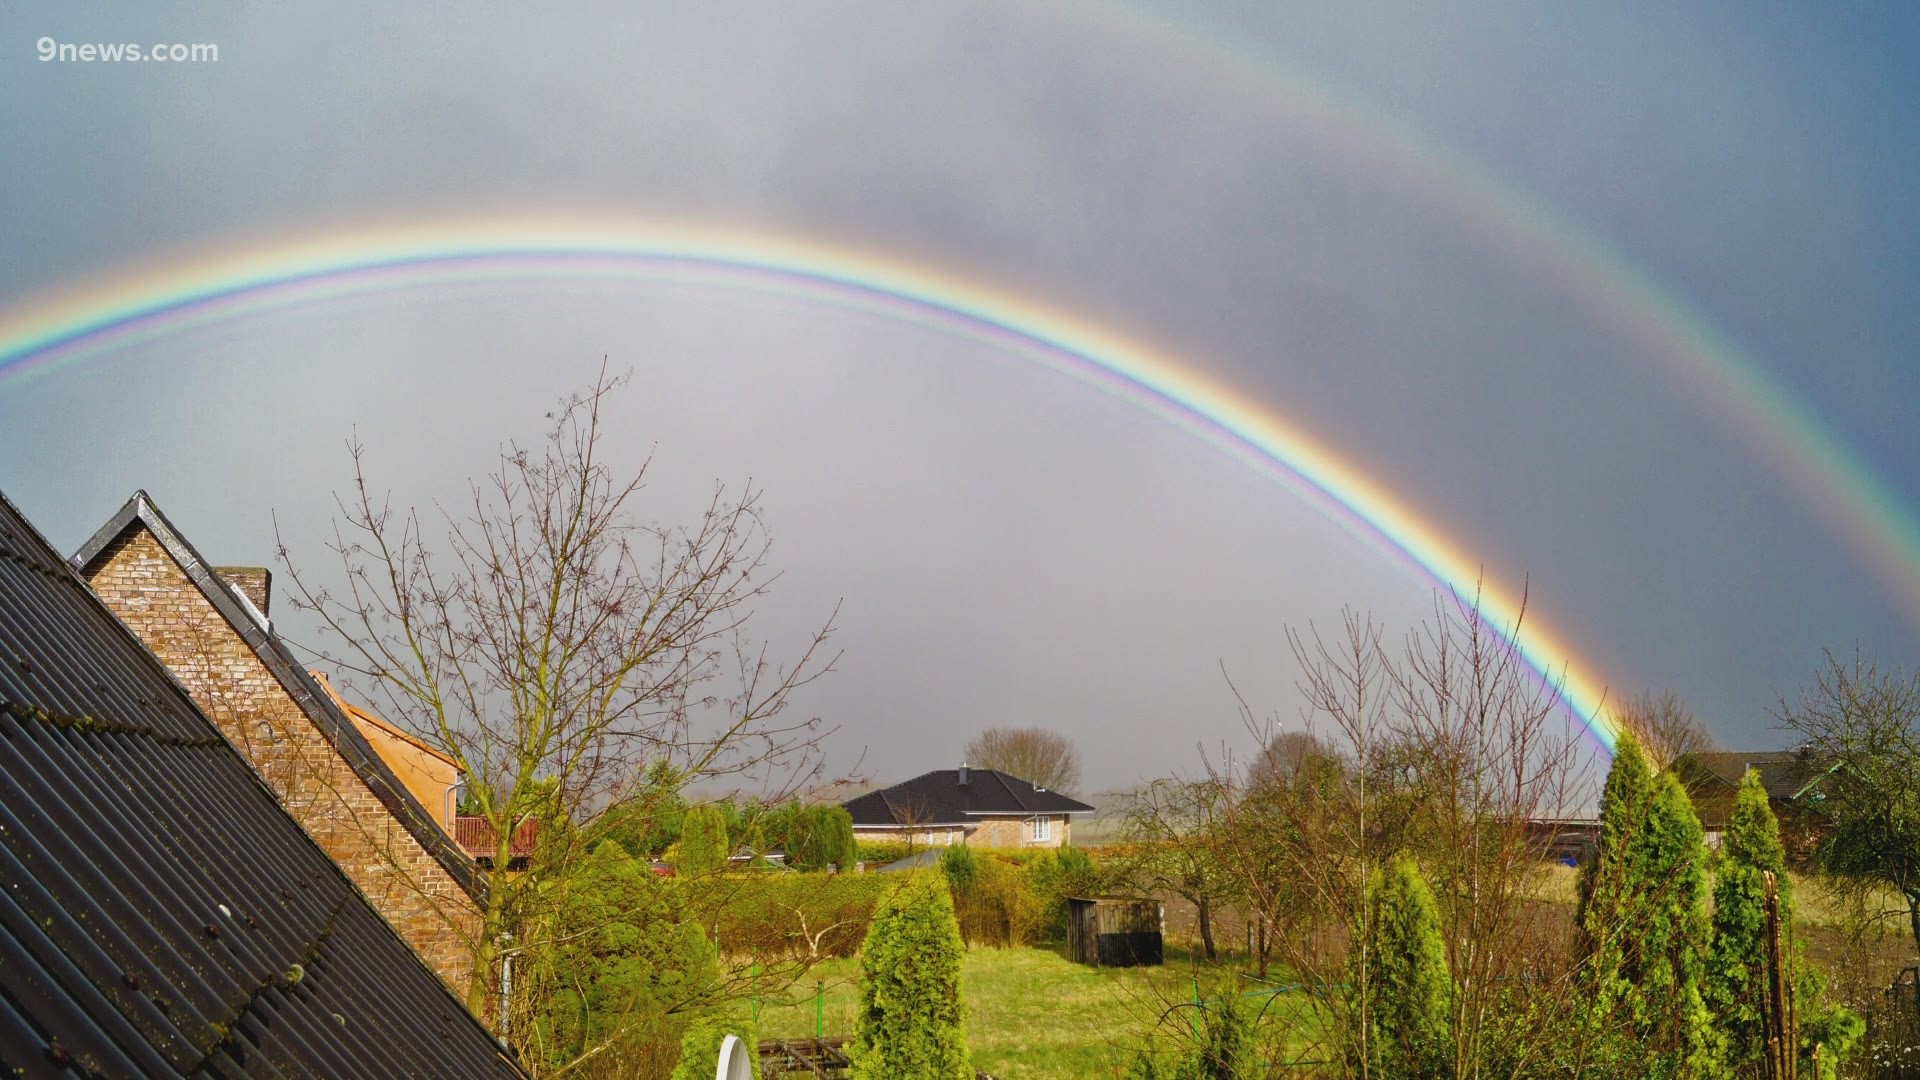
[2,2,1916,793]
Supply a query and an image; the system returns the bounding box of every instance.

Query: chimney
[957,763,969,787]
[216,566,272,619]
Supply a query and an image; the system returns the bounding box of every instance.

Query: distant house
[74,491,486,996]
[0,489,519,1075]
[1669,750,1824,852]
[842,765,1095,848]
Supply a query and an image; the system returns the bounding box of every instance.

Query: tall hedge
[1366,855,1452,1078]
[680,804,731,875]
[850,872,972,1080]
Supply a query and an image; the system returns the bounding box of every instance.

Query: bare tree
[1113,776,1236,959]
[1196,587,1598,1077]
[964,726,1081,794]
[277,367,840,1038]
[1611,688,1715,770]
[1776,649,1920,1014]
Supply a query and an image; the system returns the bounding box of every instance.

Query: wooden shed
[1066,896,1164,967]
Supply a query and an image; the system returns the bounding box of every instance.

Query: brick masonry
[85,527,481,997]
[854,815,1071,849]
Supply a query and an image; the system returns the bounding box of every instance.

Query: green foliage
[680,804,731,875]
[1577,732,1654,934]
[1365,855,1452,1078]
[1576,737,1718,1077]
[670,1010,763,1080]
[1705,769,1785,1070]
[850,871,972,1080]
[788,805,858,872]
[1707,770,1860,1076]
[855,839,913,867]
[1125,982,1252,1080]
[538,841,719,1069]
[939,844,979,896]
[963,856,1044,947]
[592,760,688,859]
[685,872,893,962]
[1025,845,1102,940]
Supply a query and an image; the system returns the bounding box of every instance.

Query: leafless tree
[1611,688,1716,770]
[1112,775,1236,959]
[1195,586,1600,1077]
[964,726,1082,794]
[276,366,840,1037]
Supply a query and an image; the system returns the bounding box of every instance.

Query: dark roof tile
[842,768,1093,827]
[0,489,520,1076]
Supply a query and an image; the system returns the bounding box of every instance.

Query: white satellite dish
[715,1033,753,1080]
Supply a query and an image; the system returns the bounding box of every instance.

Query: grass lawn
[751,944,1309,1078]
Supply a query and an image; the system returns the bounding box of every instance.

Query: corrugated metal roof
[72,491,486,904]
[0,490,522,1076]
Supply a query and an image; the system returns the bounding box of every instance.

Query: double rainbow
[0,217,1615,747]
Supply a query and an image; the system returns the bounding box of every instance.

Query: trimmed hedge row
[687,872,903,962]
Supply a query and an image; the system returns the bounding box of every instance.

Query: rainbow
[0,217,1618,748]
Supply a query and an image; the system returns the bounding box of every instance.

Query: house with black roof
[0,489,520,1075]
[72,491,485,997]
[1670,749,1826,854]
[842,765,1095,849]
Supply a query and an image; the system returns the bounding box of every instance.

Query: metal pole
[815,980,824,1040]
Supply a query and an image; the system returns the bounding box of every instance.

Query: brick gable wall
[84,527,480,996]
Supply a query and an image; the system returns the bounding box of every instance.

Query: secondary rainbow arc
[0,218,1618,750]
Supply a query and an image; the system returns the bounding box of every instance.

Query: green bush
[686,872,895,962]
[938,844,978,895]
[789,806,858,872]
[850,871,972,1080]
[855,839,913,867]
[680,804,731,875]
[964,856,1043,947]
[670,1010,763,1080]
[1026,845,1102,940]
[537,841,719,1071]
[1363,855,1452,1078]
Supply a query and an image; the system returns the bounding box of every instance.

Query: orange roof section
[307,669,461,769]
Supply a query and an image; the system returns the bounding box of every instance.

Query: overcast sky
[2,2,1916,794]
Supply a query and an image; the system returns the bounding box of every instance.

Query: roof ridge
[72,492,486,904]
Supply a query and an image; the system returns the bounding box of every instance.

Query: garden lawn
[752,944,1298,1078]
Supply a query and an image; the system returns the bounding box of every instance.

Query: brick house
[0,488,519,1074]
[843,765,1095,848]
[74,491,486,997]
[1670,749,1825,856]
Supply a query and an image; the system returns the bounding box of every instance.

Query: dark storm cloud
[1,1,1916,783]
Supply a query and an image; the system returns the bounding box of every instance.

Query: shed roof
[842,768,1094,827]
[0,489,520,1076]
[73,491,484,902]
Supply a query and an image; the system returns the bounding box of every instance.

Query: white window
[1031,815,1051,842]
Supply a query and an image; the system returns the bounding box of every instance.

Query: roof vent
[957,763,969,787]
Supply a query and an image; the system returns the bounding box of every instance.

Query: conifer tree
[1367,855,1453,1078]
[850,872,972,1080]
[1633,771,1718,1076]
[1574,736,1717,1077]
[679,804,730,875]
[1705,768,1786,1069]
[1707,769,1862,1077]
